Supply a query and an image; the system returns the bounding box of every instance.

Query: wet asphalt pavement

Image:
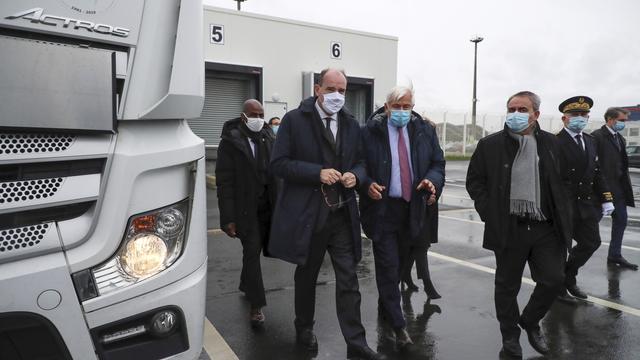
[205,161,640,360]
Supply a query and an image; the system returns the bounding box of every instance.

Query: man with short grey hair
[592,107,637,270]
[467,91,571,357]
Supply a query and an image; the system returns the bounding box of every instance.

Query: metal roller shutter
[188,76,251,146]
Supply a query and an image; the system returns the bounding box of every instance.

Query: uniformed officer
[556,96,614,301]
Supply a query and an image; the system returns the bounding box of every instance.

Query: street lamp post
[470,36,483,135]
[234,0,246,11]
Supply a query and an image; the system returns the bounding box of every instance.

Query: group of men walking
[215,68,636,359]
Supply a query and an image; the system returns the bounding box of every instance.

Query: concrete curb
[206,174,216,190]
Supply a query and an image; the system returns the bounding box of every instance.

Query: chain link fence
[420,110,640,156]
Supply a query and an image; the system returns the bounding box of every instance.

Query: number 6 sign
[330,41,342,59]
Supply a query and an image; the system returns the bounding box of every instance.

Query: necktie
[575,134,584,152]
[250,138,258,158]
[325,118,335,143]
[614,133,622,151]
[397,128,412,202]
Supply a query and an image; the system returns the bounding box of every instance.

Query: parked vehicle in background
[627,145,640,168]
[0,1,206,359]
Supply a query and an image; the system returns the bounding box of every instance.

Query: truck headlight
[91,199,189,296]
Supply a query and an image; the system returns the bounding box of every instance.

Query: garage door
[188,75,252,146]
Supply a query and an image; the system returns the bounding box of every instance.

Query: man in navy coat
[268,68,383,360]
[359,85,445,350]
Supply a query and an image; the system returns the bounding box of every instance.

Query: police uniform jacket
[556,129,612,220]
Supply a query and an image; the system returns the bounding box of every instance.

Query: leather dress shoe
[249,308,265,328]
[296,327,318,351]
[499,337,522,358]
[347,345,387,360]
[394,327,413,350]
[557,291,580,305]
[607,256,639,270]
[518,320,549,355]
[566,284,588,299]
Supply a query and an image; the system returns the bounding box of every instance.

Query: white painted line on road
[203,317,239,360]
[438,216,640,252]
[427,252,640,317]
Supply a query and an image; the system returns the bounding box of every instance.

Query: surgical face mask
[613,121,626,132]
[271,125,279,134]
[389,110,411,127]
[320,91,345,114]
[567,116,588,132]
[505,111,531,133]
[243,114,264,132]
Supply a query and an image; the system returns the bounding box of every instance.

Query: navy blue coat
[359,109,445,246]
[268,97,366,265]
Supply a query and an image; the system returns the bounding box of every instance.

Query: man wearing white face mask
[592,107,637,270]
[555,96,614,303]
[467,91,571,357]
[216,99,277,328]
[269,69,384,360]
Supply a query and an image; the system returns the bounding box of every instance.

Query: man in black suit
[467,91,571,357]
[268,68,384,360]
[592,107,638,270]
[555,96,614,301]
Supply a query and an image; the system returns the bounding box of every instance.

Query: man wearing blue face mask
[555,96,614,303]
[359,85,445,351]
[592,107,637,270]
[466,91,571,357]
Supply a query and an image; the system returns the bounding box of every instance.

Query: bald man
[216,99,277,328]
[269,69,384,360]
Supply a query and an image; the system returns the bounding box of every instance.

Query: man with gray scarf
[466,91,571,358]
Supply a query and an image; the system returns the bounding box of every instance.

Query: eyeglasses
[321,184,353,208]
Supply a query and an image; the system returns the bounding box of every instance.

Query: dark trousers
[239,207,270,308]
[294,209,368,351]
[565,215,601,284]
[372,198,410,329]
[609,198,628,258]
[494,220,565,339]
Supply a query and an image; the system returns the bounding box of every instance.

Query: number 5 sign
[210,24,224,45]
[330,41,342,59]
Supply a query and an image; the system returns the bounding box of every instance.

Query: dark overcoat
[268,97,366,265]
[358,109,445,247]
[591,125,635,207]
[556,129,611,220]
[466,123,572,253]
[215,118,277,238]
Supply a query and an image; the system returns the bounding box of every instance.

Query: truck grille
[0,133,76,155]
[0,130,113,263]
[0,223,50,253]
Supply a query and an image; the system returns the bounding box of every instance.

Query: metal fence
[420,111,640,156]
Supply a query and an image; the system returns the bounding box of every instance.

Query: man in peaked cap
[555,96,615,301]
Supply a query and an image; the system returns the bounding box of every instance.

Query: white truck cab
[0,1,207,359]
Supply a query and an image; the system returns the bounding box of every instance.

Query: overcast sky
[203,0,640,121]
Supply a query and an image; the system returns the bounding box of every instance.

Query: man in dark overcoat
[358,86,445,350]
[466,91,572,357]
[555,96,614,301]
[592,107,638,270]
[216,99,277,327]
[268,68,383,360]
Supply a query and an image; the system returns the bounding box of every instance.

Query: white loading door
[188,75,252,146]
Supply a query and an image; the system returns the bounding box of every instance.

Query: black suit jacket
[591,125,635,207]
[268,96,366,265]
[556,129,611,220]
